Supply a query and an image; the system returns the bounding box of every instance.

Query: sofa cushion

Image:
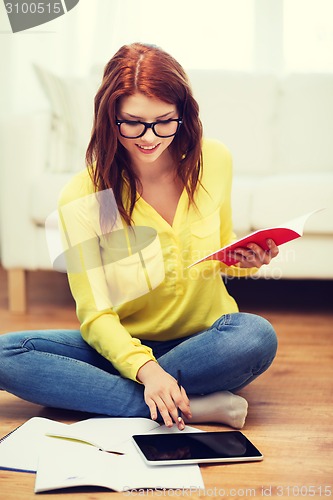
[231,175,258,235]
[250,173,333,234]
[255,236,333,280]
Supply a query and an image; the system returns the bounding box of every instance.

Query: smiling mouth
[136,144,160,151]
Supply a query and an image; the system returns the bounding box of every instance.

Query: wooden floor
[0,268,332,499]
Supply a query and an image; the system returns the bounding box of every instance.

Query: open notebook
[0,416,204,493]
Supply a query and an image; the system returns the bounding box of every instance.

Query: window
[90,0,333,75]
[135,0,255,71]
[284,0,333,72]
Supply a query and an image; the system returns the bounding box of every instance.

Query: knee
[0,331,21,354]
[0,333,10,387]
[0,332,26,386]
[237,313,278,361]
[248,313,278,359]
[0,332,11,360]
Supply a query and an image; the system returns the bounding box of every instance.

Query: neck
[133,149,177,184]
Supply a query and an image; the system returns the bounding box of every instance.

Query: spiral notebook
[0,417,67,473]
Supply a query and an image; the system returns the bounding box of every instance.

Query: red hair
[86,43,203,227]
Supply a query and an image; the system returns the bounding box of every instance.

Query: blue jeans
[0,313,277,418]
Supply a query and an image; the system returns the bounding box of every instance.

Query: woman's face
[116,93,179,169]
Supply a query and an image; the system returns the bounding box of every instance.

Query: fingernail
[177,417,185,429]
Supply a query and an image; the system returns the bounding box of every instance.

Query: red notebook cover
[189,209,322,267]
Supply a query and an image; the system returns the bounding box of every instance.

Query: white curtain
[0,0,123,115]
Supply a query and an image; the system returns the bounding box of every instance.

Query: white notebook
[0,416,204,493]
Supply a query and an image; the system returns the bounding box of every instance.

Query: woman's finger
[176,386,192,420]
[232,238,280,268]
[145,397,158,421]
[246,244,270,265]
[231,247,258,267]
[156,397,175,427]
[267,239,279,258]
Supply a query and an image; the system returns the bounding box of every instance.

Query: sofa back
[276,73,333,173]
[188,70,278,176]
[188,70,333,176]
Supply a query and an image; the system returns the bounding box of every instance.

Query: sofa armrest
[0,110,52,268]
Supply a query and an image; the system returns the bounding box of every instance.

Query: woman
[0,43,278,430]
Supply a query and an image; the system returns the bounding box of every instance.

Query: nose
[141,125,156,142]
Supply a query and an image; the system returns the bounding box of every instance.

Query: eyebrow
[122,110,176,120]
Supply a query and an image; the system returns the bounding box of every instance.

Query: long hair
[86,43,203,227]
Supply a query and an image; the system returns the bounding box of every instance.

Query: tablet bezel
[132,431,264,466]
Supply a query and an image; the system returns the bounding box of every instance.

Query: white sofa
[1,69,333,312]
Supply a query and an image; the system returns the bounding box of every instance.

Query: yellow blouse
[58,138,256,381]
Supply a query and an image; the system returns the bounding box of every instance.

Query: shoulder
[201,138,233,181]
[202,137,232,160]
[58,168,95,207]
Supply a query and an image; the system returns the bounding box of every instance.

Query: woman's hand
[137,361,192,430]
[231,239,279,269]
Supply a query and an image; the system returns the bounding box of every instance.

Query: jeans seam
[23,348,104,368]
[21,337,90,351]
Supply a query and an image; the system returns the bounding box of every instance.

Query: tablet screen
[132,431,263,465]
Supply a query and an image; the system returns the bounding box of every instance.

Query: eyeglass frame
[115,117,183,139]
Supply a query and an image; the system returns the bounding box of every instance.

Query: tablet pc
[132,431,263,466]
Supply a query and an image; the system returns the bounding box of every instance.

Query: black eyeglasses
[115,118,183,139]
